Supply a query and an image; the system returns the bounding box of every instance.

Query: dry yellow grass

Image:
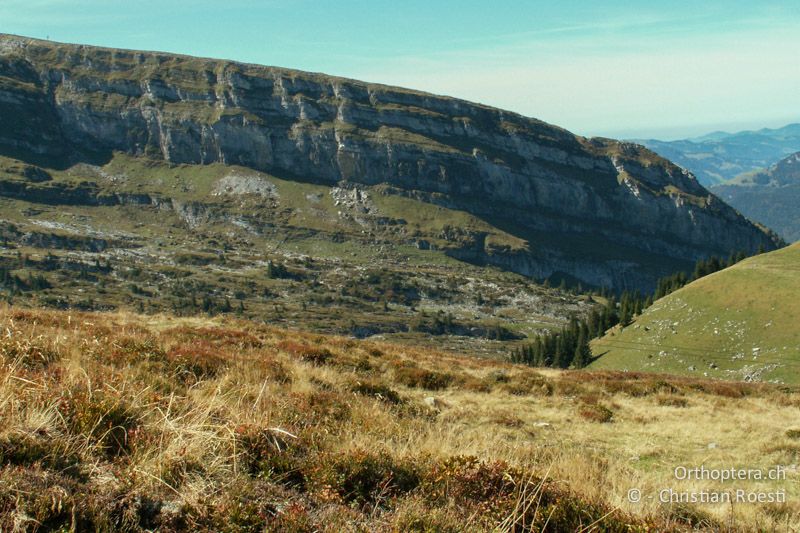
[1,305,798,531]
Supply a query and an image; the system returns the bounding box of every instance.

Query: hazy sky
[2,0,798,139]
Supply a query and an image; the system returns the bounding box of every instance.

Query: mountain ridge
[0,34,782,292]
[688,123,800,143]
[634,123,800,186]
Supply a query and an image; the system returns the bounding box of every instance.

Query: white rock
[423,397,447,410]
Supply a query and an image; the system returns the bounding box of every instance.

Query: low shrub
[166,341,227,382]
[662,502,720,530]
[0,468,80,531]
[353,356,373,372]
[424,456,648,531]
[492,412,524,428]
[110,336,167,365]
[501,373,553,396]
[530,484,650,532]
[578,404,613,423]
[166,326,262,350]
[394,366,453,391]
[58,389,139,457]
[461,375,494,393]
[269,501,315,533]
[786,429,800,440]
[600,378,680,397]
[350,380,403,404]
[762,442,800,459]
[690,381,750,398]
[0,433,79,473]
[238,426,308,489]
[309,449,421,506]
[487,370,511,383]
[261,358,293,384]
[656,394,689,407]
[286,391,351,427]
[424,456,517,505]
[8,309,73,328]
[390,498,464,532]
[277,340,334,365]
[579,391,602,405]
[206,478,287,532]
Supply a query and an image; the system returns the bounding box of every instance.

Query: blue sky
[1,0,798,139]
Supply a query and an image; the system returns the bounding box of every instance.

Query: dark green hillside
[712,152,800,241]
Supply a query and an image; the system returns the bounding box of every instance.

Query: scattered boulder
[423,396,448,411]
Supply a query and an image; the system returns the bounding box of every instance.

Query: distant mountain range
[711,152,800,242]
[634,123,800,186]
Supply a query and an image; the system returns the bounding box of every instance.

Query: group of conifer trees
[512,251,751,369]
[654,251,748,299]
[511,293,636,369]
[0,266,51,294]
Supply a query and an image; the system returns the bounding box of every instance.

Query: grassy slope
[0,152,579,357]
[591,243,800,383]
[0,152,530,250]
[2,306,800,531]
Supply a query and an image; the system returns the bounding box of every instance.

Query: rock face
[0,34,783,291]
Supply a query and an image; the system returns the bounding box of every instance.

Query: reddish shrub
[269,501,314,533]
[109,336,166,365]
[394,366,453,391]
[166,341,227,381]
[0,331,60,369]
[58,389,139,457]
[578,404,613,423]
[350,380,403,404]
[287,391,351,427]
[308,449,421,506]
[424,456,517,505]
[237,425,309,489]
[164,326,262,349]
[277,340,333,365]
[260,358,293,384]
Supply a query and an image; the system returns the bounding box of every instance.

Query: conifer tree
[572,325,591,368]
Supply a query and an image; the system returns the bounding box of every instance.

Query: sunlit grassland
[1,305,798,531]
[591,243,800,383]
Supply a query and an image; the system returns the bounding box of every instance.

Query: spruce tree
[573,326,591,368]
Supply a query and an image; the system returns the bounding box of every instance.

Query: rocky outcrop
[0,34,783,290]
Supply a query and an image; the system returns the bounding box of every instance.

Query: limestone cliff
[0,34,783,290]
